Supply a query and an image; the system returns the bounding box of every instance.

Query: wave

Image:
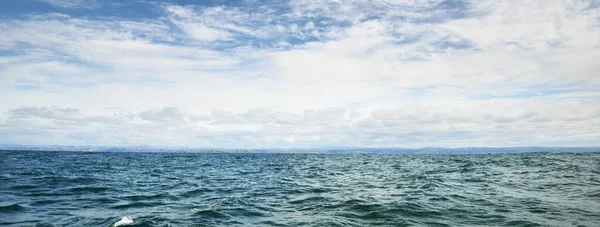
[112,216,133,227]
[110,201,165,210]
[1,151,599,226]
[0,203,26,213]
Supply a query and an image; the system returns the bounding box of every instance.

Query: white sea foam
[112,216,133,227]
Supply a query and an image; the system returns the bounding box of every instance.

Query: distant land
[0,144,598,154]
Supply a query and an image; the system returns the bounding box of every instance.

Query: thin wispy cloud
[0,0,598,148]
[36,0,101,9]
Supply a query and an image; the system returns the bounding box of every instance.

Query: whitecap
[112,216,133,227]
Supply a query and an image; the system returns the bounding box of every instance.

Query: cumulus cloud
[0,0,598,147]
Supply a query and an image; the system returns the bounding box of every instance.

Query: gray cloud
[139,107,186,122]
[9,107,80,121]
[1,102,598,148]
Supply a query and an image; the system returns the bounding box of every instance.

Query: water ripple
[0,151,599,226]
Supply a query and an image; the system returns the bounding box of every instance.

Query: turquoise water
[1,151,599,226]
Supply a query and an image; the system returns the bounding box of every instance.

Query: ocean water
[1,151,599,226]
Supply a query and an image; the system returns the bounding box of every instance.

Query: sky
[0,0,598,148]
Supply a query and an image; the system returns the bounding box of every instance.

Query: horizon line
[1,144,599,150]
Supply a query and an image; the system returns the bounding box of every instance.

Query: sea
[1,151,599,226]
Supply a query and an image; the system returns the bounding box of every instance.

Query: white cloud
[165,5,262,42]
[1,100,598,147]
[37,0,100,9]
[0,0,598,147]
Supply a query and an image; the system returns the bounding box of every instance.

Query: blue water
[1,151,599,226]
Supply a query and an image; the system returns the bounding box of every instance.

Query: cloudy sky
[0,0,598,148]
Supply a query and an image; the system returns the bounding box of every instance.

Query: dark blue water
[1,151,599,226]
